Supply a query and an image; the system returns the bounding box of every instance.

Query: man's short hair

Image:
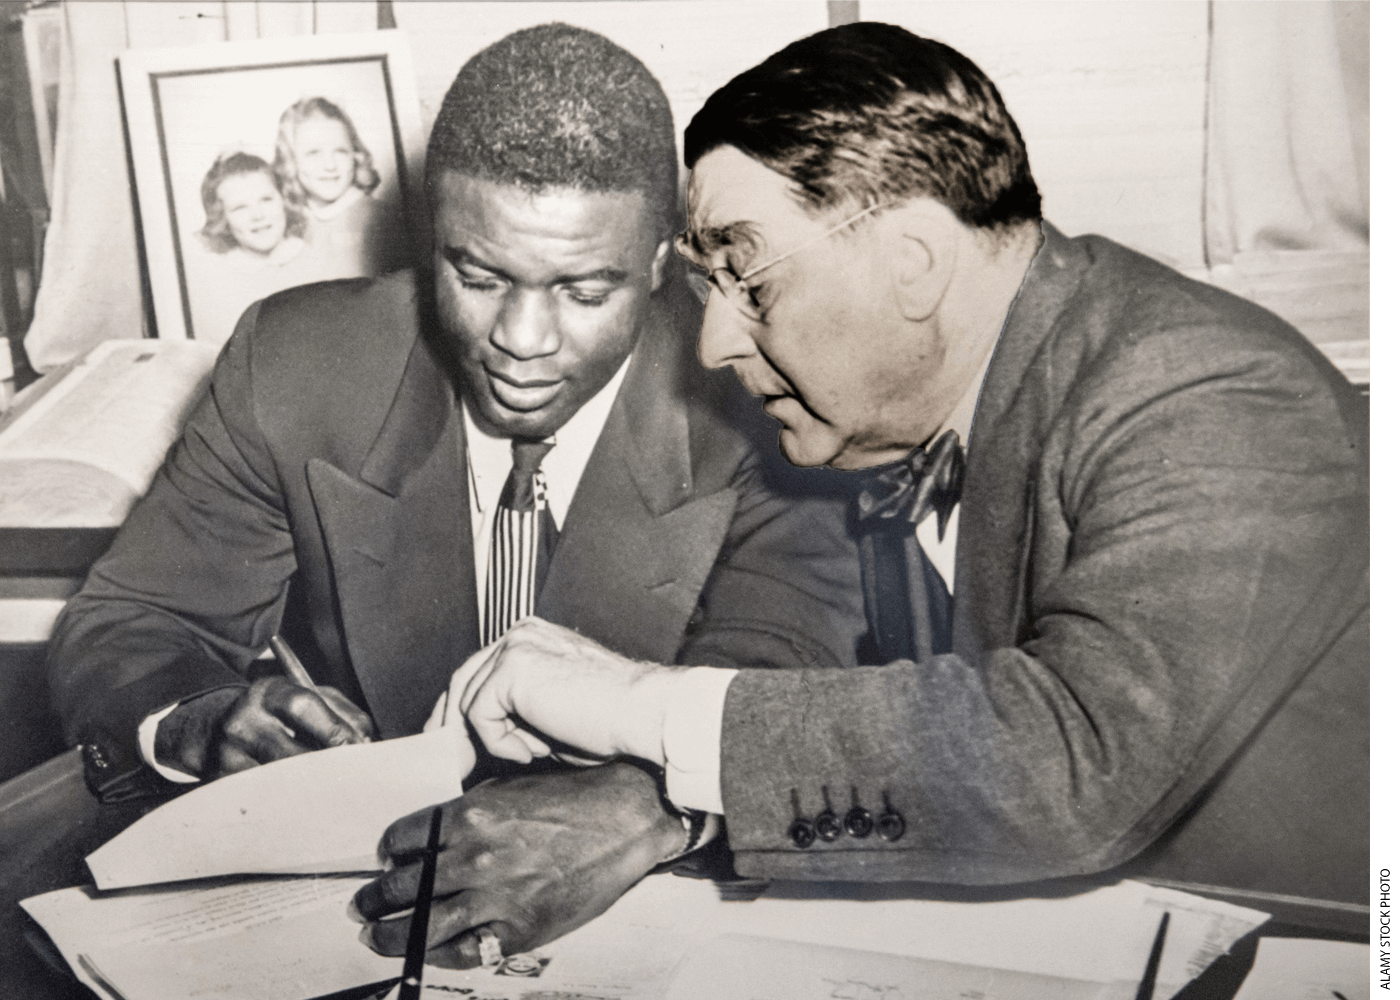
[427,23,679,236]
[685,22,1041,231]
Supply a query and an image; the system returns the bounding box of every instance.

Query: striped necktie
[481,439,558,645]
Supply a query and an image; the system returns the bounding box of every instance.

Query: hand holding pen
[152,634,376,780]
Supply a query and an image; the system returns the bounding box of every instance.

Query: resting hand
[154,676,375,779]
[351,762,687,968]
[454,617,683,767]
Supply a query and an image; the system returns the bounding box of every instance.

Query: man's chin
[777,427,841,469]
[467,396,568,439]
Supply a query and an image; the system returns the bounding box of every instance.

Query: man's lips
[484,368,564,412]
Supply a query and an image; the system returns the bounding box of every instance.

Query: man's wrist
[139,704,201,783]
[618,664,688,765]
[153,687,243,777]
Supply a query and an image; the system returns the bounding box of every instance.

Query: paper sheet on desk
[21,875,400,1000]
[1232,937,1367,1000]
[666,935,1114,1000]
[401,874,1269,1000]
[86,729,471,889]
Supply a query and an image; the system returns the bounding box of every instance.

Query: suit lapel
[955,223,1088,661]
[538,285,738,663]
[307,335,478,738]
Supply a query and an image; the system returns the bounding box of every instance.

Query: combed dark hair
[273,96,381,208]
[427,23,678,235]
[685,22,1041,231]
[198,151,305,253]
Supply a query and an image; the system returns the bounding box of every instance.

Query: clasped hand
[154,676,375,779]
[352,619,693,969]
[427,616,681,770]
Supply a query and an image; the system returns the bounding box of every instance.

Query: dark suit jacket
[719,224,1368,887]
[47,270,865,800]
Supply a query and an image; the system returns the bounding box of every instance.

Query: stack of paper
[24,726,1269,1000]
[23,730,470,1000]
[400,875,1269,1000]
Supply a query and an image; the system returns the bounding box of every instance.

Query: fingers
[425,920,513,970]
[425,932,488,970]
[456,640,506,720]
[472,711,553,765]
[198,678,372,779]
[315,686,376,742]
[359,892,505,957]
[352,858,424,922]
[212,743,264,776]
[259,678,366,749]
[214,685,315,770]
[422,690,448,732]
[460,638,541,763]
[376,802,440,866]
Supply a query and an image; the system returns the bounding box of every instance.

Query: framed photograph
[119,31,424,343]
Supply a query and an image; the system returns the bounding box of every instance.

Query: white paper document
[665,934,1114,1000]
[399,874,1268,1000]
[26,865,1266,1000]
[86,729,470,889]
[22,875,399,1000]
[27,723,1266,1000]
[1232,937,1367,1000]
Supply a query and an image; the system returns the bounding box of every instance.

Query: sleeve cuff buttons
[787,787,904,848]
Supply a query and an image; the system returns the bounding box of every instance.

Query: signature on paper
[823,979,905,1000]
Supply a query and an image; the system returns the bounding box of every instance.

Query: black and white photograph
[119,29,423,342]
[0,2,1378,999]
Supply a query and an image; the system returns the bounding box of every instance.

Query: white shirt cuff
[137,703,201,784]
[661,666,736,814]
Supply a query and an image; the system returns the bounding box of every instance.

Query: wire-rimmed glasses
[675,202,885,321]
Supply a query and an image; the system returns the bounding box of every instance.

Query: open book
[0,339,218,529]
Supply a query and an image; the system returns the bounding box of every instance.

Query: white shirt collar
[461,355,632,531]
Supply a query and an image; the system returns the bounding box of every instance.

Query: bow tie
[856,429,966,540]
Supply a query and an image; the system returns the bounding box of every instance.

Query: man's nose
[491,289,561,360]
[696,297,758,370]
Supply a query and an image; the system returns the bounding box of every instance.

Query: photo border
[119,31,424,341]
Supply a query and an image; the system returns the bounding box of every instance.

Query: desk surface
[0,749,1365,1000]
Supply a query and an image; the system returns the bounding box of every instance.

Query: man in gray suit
[377,21,1366,958]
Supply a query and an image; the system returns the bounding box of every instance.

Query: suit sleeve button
[789,817,817,849]
[844,806,873,838]
[814,809,842,842]
[876,809,905,842]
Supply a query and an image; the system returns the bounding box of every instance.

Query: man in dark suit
[46,23,862,963]
[408,20,1366,951]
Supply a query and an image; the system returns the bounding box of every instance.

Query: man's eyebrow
[688,221,764,259]
[442,245,505,277]
[442,248,627,287]
[554,267,629,285]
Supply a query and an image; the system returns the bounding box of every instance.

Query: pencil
[399,805,444,1000]
[1134,911,1171,1000]
[269,634,316,688]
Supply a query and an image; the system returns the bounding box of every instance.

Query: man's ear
[890,203,958,322]
[649,238,670,293]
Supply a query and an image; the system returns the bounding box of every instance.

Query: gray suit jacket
[48,270,865,801]
[719,225,1368,887]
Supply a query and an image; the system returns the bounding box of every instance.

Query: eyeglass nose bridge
[708,268,766,322]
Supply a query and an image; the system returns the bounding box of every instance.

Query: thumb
[422,690,448,732]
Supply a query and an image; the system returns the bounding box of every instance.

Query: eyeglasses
[676,202,885,321]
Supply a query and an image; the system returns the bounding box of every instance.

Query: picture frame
[119,30,424,343]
